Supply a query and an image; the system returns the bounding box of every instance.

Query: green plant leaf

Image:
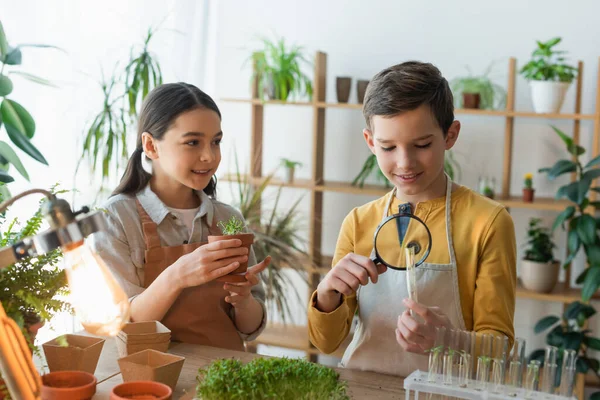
[585,336,600,351]
[0,141,28,180]
[552,205,575,231]
[582,267,600,301]
[567,228,581,255]
[529,349,546,363]
[583,169,600,182]
[564,332,584,351]
[552,126,573,148]
[0,99,35,138]
[0,170,14,183]
[534,315,559,333]
[561,180,590,204]
[4,46,22,65]
[565,301,584,319]
[0,21,8,59]
[546,160,577,180]
[591,392,600,400]
[0,74,13,96]
[547,325,565,347]
[577,215,597,245]
[9,71,57,87]
[4,123,47,165]
[568,143,586,156]
[585,155,600,170]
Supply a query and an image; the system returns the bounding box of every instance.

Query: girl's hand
[224,256,271,309]
[173,239,250,289]
[395,298,453,354]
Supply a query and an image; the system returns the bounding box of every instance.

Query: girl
[308,61,516,376]
[90,83,269,350]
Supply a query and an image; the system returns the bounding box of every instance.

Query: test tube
[457,330,473,388]
[405,246,417,319]
[559,349,577,397]
[475,333,493,391]
[491,335,509,393]
[525,360,541,398]
[506,338,526,396]
[443,329,460,385]
[541,346,558,394]
[428,326,446,382]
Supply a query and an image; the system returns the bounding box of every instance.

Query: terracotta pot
[42,334,105,374]
[520,259,560,293]
[523,188,535,203]
[336,77,351,103]
[116,321,171,358]
[118,349,184,390]
[357,80,369,104]
[208,233,254,283]
[41,371,97,400]
[463,93,481,109]
[110,381,172,400]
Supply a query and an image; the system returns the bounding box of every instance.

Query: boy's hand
[315,253,387,313]
[395,298,453,354]
[223,256,271,309]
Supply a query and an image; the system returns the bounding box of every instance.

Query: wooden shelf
[220,98,312,106]
[516,280,600,303]
[221,174,572,212]
[248,323,352,359]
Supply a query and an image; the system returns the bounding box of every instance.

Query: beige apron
[341,175,466,376]
[135,200,245,351]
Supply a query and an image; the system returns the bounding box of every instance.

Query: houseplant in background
[450,64,506,110]
[538,126,600,301]
[228,156,313,324]
[76,25,163,193]
[520,37,578,114]
[520,218,559,293]
[249,35,313,102]
[523,172,535,202]
[280,158,302,183]
[0,19,61,196]
[531,301,599,394]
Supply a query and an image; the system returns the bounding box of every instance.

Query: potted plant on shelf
[280,158,302,183]
[196,357,349,399]
[520,37,578,114]
[478,176,496,199]
[530,301,599,394]
[523,172,535,202]
[208,215,254,282]
[538,126,600,301]
[352,154,391,188]
[450,64,506,110]
[249,35,313,102]
[520,218,559,293]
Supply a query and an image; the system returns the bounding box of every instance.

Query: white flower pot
[529,81,571,114]
[283,167,295,183]
[520,259,560,293]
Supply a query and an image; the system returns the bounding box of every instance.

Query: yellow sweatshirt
[308,185,516,355]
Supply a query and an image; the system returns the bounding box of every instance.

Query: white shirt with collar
[87,184,267,341]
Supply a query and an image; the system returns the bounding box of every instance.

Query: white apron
[340,175,466,377]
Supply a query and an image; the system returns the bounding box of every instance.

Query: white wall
[213,0,600,372]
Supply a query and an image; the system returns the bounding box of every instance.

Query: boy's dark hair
[362,61,454,135]
[113,82,221,198]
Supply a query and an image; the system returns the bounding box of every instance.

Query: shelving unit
[223,53,600,396]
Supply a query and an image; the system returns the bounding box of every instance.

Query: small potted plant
[520,37,578,114]
[196,357,349,399]
[478,176,496,199]
[280,158,302,183]
[450,64,506,110]
[208,215,254,282]
[520,218,559,293]
[523,172,535,202]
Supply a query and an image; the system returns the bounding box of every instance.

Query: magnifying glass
[371,213,433,307]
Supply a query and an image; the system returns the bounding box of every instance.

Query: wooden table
[90,337,406,399]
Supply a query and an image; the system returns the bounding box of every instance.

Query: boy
[307,61,516,377]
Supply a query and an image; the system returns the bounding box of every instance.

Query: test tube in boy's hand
[405,246,417,318]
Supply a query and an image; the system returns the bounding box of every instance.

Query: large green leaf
[0,99,35,138]
[552,205,575,231]
[0,141,28,180]
[534,315,559,333]
[568,229,581,255]
[546,159,577,180]
[552,126,574,149]
[582,267,600,301]
[0,74,13,96]
[4,46,21,65]
[585,155,600,170]
[583,169,600,181]
[568,143,586,156]
[562,179,590,204]
[563,332,584,351]
[4,123,47,165]
[577,215,597,245]
[577,268,590,284]
[587,245,600,266]
[0,21,8,59]
[0,170,14,183]
[565,301,584,319]
[585,336,600,351]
